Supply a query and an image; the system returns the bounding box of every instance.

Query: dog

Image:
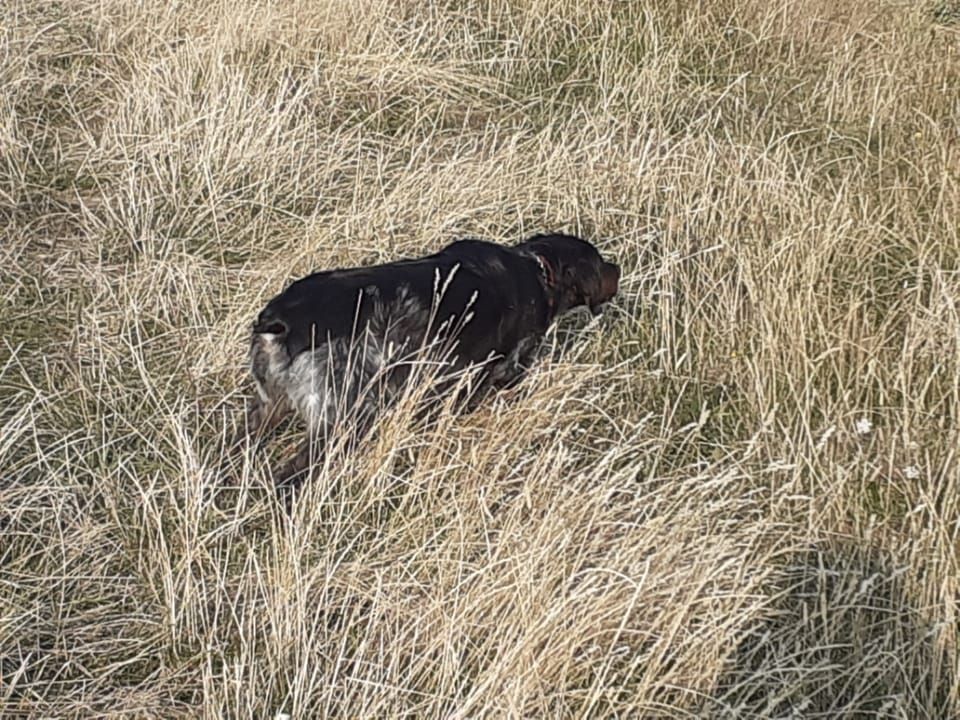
[242,233,620,490]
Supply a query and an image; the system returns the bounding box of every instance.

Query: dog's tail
[250,309,292,399]
[253,309,288,337]
[251,307,290,368]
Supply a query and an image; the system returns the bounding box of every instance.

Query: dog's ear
[556,262,596,313]
[553,264,577,313]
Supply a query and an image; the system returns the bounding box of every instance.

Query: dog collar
[534,253,556,289]
[534,253,557,311]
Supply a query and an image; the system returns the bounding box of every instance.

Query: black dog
[243,233,619,488]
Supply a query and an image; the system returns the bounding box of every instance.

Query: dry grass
[2,0,959,717]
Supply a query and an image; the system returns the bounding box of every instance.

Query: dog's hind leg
[244,392,290,446]
[274,399,382,510]
[275,436,317,489]
[215,393,290,495]
[225,391,290,458]
[271,438,308,512]
[273,431,330,511]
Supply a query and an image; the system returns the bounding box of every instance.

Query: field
[2,0,959,716]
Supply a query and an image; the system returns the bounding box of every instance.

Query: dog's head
[518,234,620,316]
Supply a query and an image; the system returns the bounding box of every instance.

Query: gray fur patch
[250,332,290,403]
[249,289,433,436]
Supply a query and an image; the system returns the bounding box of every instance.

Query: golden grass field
[2,0,959,716]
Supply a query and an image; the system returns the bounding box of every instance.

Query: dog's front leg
[482,336,541,396]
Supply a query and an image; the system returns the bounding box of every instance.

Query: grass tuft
[2,0,958,716]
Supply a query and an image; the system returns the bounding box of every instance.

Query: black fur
[242,233,619,491]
